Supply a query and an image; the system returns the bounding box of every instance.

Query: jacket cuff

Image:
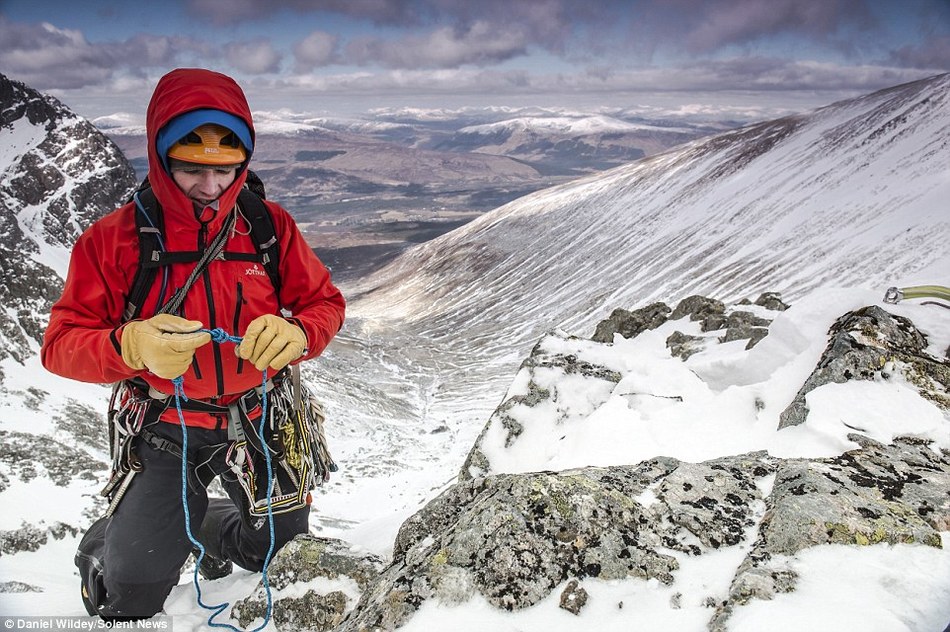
[109,326,123,356]
[286,316,310,359]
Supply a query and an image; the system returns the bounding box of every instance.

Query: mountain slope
[2,74,949,629]
[350,73,949,345]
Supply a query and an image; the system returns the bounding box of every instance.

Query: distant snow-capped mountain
[458,114,697,136]
[0,73,136,366]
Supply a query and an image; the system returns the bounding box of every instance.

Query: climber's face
[170,164,239,207]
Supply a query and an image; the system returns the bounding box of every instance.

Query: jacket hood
[145,68,256,224]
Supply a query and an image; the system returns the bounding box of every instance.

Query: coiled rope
[171,327,275,631]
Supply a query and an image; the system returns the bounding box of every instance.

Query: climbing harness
[884,285,950,310]
[99,328,336,629]
[99,176,335,625]
[102,352,336,525]
[174,327,274,632]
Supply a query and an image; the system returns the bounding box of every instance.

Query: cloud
[224,39,283,74]
[345,21,529,68]
[269,57,926,99]
[186,0,417,26]
[627,0,877,57]
[4,1,945,120]
[0,18,114,89]
[293,31,340,71]
[697,0,873,53]
[0,16,215,89]
[888,36,950,70]
[184,0,584,52]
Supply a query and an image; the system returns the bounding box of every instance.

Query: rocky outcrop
[664,294,778,357]
[709,434,950,629]
[778,305,949,428]
[0,73,136,366]
[0,521,80,557]
[232,535,386,631]
[592,302,671,342]
[0,429,104,493]
[342,454,770,630]
[587,293,782,357]
[338,435,950,631]
[460,333,624,481]
[341,298,947,631]
[463,294,789,479]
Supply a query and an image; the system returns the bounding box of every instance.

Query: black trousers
[77,421,309,619]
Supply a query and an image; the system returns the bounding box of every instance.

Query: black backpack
[123,170,281,320]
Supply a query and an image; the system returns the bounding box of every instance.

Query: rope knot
[171,375,188,401]
[204,327,241,344]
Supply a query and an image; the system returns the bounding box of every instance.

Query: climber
[41,68,345,620]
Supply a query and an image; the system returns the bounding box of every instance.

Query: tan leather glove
[121,314,211,379]
[238,314,307,372]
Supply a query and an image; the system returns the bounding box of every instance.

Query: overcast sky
[1,0,948,121]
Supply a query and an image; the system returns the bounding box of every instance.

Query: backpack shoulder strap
[124,187,165,321]
[123,171,282,320]
[238,188,282,304]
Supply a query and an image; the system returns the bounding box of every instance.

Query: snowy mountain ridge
[0,72,135,365]
[351,72,949,340]
[457,114,697,136]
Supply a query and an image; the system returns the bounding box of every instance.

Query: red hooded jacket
[41,68,346,427]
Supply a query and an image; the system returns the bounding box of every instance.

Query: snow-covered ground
[2,287,949,632]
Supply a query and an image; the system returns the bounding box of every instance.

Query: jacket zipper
[233,281,245,374]
[181,303,203,380]
[198,222,226,396]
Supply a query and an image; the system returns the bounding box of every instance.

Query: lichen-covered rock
[0,581,42,593]
[591,302,671,343]
[720,325,769,349]
[653,453,777,551]
[666,330,705,359]
[53,400,107,450]
[558,579,588,614]
[0,521,79,557]
[663,296,778,359]
[329,300,947,631]
[0,430,105,492]
[754,292,789,311]
[232,535,385,631]
[342,455,778,631]
[341,432,950,631]
[778,305,947,428]
[709,435,950,630]
[717,310,772,350]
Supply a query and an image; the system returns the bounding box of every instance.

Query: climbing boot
[193,548,233,580]
[194,497,234,580]
[75,517,109,616]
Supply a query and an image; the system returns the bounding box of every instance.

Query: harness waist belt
[147,379,276,411]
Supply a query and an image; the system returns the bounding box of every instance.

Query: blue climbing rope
[172,327,276,631]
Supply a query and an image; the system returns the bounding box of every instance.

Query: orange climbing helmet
[166,123,247,166]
